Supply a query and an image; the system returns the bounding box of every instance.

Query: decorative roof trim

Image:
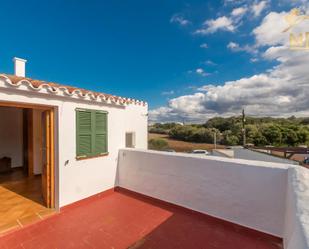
[0,74,147,106]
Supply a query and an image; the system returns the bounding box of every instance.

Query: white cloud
[253,11,288,46]
[170,14,191,26]
[195,6,249,35]
[224,0,247,6]
[232,7,247,16]
[150,9,309,123]
[253,10,309,47]
[227,42,258,54]
[251,1,268,17]
[196,68,210,77]
[161,90,175,96]
[200,43,208,48]
[227,42,238,49]
[250,58,259,63]
[204,60,217,66]
[195,16,236,34]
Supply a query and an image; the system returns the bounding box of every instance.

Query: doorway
[0,102,55,233]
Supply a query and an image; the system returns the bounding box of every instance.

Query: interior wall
[0,107,23,167]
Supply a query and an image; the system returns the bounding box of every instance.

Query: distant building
[213,147,299,165]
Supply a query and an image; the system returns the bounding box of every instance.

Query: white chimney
[13,57,27,77]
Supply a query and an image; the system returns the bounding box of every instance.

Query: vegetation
[148,133,225,152]
[148,138,169,150]
[148,123,180,134]
[149,116,309,147]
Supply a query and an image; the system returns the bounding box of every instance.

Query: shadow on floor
[118,188,283,249]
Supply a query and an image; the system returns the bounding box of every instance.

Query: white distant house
[0,57,148,209]
[213,147,299,165]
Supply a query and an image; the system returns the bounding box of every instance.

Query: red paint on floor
[0,188,283,249]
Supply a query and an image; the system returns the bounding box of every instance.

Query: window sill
[76,153,109,161]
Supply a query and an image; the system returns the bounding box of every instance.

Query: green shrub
[148,138,169,151]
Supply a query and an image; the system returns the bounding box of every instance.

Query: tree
[261,124,282,145]
[297,128,309,145]
[205,117,233,132]
[281,127,298,146]
[222,130,239,146]
[157,116,309,147]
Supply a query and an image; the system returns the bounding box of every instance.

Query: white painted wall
[0,81,148,208]
[0,107,23,167]
[284,167,309,249]
[2,79,309,248]
[117,149,288,237]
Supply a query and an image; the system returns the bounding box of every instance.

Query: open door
[41,110,55,208]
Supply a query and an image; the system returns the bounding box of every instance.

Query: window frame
[125,131,136,148]
[76,108,108,160]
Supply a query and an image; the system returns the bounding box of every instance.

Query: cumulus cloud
[195,16,236,34]
[232,7,248,17]
[227,41,258,54]
[149,9,309,123]
[253,11,288,46]
[170,14,191,26]
[253,10,309,47]
[195,5,250,35]
[251,1,269,17]
[196,68,210,76]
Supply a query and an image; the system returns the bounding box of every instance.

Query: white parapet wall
[284,167,309,249]
[117,149,309,249]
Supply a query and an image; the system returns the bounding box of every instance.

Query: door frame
[0,101,55,209]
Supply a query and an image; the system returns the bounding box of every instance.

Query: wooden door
[41,110,54,208]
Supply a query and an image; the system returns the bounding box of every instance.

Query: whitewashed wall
[284,167,309,249]
[117,149,288,237]
[0,83,148,208]
[0,106,23,167]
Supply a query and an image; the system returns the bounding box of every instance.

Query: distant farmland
[148,133,226,152]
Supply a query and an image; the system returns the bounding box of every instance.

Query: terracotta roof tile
[0,74,146,106]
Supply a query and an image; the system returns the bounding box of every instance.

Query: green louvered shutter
[76,109,108,158]
[76,109,93,158]
[94,111,108,154]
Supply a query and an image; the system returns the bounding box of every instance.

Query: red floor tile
[0,189,283,249]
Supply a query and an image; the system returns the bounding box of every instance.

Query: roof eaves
[0,74,147,107]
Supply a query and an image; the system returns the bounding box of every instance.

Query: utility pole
[242,109,246,147]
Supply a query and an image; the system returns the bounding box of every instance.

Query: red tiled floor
[0,188,283,249]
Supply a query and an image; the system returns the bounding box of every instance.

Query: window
[76,109,108,159]
[125,132,136,148]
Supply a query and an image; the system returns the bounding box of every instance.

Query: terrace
[1,149,309,249]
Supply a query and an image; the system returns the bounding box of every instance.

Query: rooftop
[0,74,146,106]
[0,149,308,249]
[0,188,282,249]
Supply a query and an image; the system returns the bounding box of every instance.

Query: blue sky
[0,0,308,122]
